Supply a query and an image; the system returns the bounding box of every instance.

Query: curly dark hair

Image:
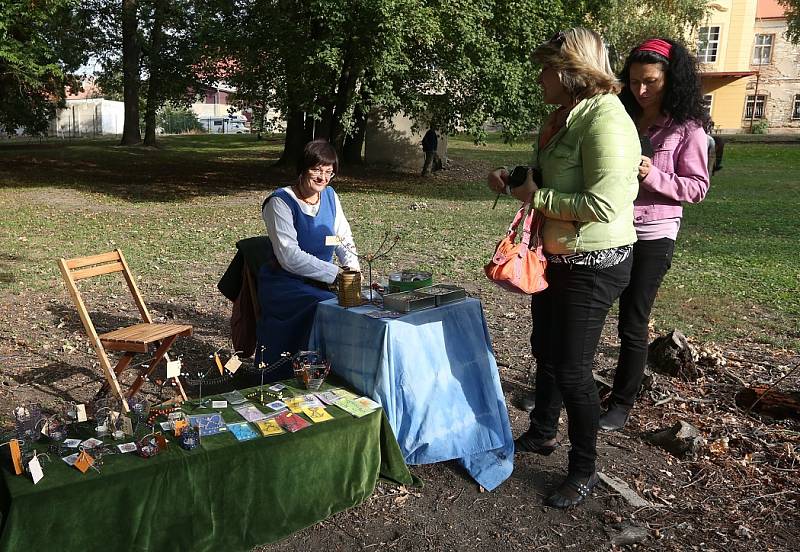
[618,38,708,125]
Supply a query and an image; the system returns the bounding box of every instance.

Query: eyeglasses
[308,168,335,179]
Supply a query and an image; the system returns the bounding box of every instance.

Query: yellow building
[699,0,800,133]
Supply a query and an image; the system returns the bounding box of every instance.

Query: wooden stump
[648,330,700,381]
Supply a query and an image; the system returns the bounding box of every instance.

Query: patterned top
[546,244,633,269]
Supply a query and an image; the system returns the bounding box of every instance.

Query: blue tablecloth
[309,297,514,490]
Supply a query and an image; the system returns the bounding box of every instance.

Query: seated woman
[255,139,360,378]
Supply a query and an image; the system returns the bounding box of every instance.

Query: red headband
[636,39,672,60]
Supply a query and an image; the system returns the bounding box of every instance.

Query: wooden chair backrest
[58,249,154,345]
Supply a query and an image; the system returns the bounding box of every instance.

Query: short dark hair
[297,139,338,175]
[618,38,708,125]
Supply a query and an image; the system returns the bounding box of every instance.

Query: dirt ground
[0,147,797,550]
[1,276,798,551]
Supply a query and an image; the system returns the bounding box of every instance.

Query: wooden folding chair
[58,249,192,412]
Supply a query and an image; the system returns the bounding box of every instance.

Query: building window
[703,94,713,116]
[793,95,800,120]
[697,26,721,63]
[753,34,774,65]
[744,95,766,119]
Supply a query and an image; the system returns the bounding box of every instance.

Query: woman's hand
[509,168,539,202]
[638,155,652,180]
[487,168,509,194]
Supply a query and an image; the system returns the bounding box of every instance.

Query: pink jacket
[635,116,710,225]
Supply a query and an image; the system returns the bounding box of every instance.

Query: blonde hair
[532,27,620,101]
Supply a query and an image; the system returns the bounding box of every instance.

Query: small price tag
[325,235,341,246]
[214,353,224,375]
[224,355,241,374]
[28,456,44,484]
[211,400,228,409]
[166,359,182,379]
[76,404,88,423]
[122,416,133,436]
[74,450,95,474]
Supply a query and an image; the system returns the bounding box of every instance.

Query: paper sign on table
[283,397,304,414]
[10,439,23,475]
[335,398,373,418]
[62,452,80,466]
[315,391,341,405]
[300,394,324,408]
[117,442,138,453]
[166,359,182,379]
[224,355,242,374]
[211,400,228,409]
[63,438,82,448]
[331,388,358,400]
[255,419,284,436]
[301,406,334,423]
[76,404,88,422]
[355,397,381,410]
[265,400,288,412]
[221,390,248,405]
[28,456,44,484]
[232,403,268,422]
[275,411,310,432]
[159,421,173,432]
[228,422,260,441]
[268,383,286,392]
[81,438,103,449]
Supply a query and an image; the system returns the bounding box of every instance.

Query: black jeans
[527,256,632,477]
[611,238,675,409]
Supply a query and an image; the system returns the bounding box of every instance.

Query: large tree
[779,0,800,43]
[0,0,91,135]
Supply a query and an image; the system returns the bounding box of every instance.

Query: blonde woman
[487,28,640,508]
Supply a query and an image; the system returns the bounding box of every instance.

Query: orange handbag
[484,202,548,294]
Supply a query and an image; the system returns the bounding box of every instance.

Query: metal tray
[382,290,437,313]
[416,284,467,306]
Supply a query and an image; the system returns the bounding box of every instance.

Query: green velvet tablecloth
[0,385,414,552]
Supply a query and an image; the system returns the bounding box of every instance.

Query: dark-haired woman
[599,38,710,431]
[255,140,360,375]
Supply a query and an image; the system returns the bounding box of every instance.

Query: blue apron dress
[254,187,337,379]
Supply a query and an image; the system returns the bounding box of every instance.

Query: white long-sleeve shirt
[262,186,360,284]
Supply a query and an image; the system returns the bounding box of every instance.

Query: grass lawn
[0,134,798,350]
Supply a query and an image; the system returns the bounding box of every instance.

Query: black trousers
[611,238,675,409]
[527,256,632,477]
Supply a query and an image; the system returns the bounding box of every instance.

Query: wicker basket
[337,270,363,307]
[292,351,331,390]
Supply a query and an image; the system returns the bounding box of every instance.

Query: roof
[756,0,786,19]
[700,71,758,78]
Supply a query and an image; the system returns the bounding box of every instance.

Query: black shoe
[516,392,535,412]
[599,405,630,432]
[545,472,600,508]
[514,432,559,456]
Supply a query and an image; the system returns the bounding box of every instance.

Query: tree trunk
[120,0,141,146]
[277,106,306,169]
[343,104,367,165]
[330,49,360,155]
[143,0,167,147]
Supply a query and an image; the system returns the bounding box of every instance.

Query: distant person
[710,121,725,174]
[599,38,710,432]
[256,140,360,376]
[421,128,439,176]
[705,121,716,175]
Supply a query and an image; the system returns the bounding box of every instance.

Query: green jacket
[533,93,640,255]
